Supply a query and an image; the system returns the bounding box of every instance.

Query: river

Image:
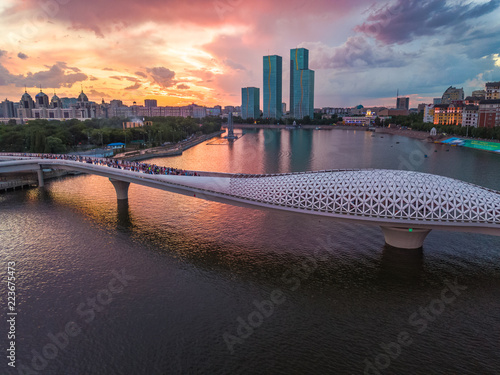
[1,129,500,374]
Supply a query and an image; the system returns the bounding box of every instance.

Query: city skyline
[0,0,500,108]
[290,48,315,119]
[263,55,282,119]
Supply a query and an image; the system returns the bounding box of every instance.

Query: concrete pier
[381,227,432,249]
[37,168,44,187]
[109,179,130,201]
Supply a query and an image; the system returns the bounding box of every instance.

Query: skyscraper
[241,87,260,119]
[263,55,282,119]
[290,48,314,120]
[1,99,15,118]
[144,99,157,107]
[397,97,410,110]
[441,86,464,104]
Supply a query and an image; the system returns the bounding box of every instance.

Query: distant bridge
[1,154,499,249]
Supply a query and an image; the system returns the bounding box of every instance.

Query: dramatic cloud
[223,59,246,71]
[123,76,140,82]
[305,37,415,70]
[0,61,88,88]
[146,67,176,88]
[17,52,28,60]
[355,0,500,45]
[110,75,141,82]
[186,69,215,83]
[89,89,111,98]
[56,62,81,73]
[5,0,367,38]
[0,0,499,107]
[125,82,141,90]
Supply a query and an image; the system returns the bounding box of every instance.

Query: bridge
[1,154,499,249]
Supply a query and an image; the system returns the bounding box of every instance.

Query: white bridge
[1,155,499,249]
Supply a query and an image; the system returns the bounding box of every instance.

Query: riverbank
[229,124,369,131]
[375,127,440,141]
[114,130,224,161]
[376,127,500,153]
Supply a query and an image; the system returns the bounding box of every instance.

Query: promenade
[113,130,224,161]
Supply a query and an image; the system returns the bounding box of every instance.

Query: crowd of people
[0,152,199,176]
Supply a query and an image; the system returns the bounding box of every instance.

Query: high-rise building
[290,48,314,119]
[441,86,464,104]
[397,97,410,110]
[485,82,500,100]
[478,99,500,128]
[1,99,15,118]
[423,104,435,123]
[35,89,50,108]
[263,55,282,119]
[144,99,158,107]
[241,87,260,119]
[472,90,486,98]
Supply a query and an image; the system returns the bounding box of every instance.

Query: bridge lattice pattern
[229,170,500,224]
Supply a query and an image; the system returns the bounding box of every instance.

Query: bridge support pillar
[109,179,130,201]
[37,168,44,187]
[380,227,431,249]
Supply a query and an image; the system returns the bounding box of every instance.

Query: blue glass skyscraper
[290,48,314,120]
[263,55,282,119]
[241,87,260,119]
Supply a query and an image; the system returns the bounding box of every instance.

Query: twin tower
[242,48,315,121]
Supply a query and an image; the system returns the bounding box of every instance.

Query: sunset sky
[1,0,499,108]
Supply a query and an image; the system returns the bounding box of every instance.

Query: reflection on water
[2,129,500,374]
[117,200,132,229]
[379,245,424,284]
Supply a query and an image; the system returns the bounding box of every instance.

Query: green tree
[44,136,66,153]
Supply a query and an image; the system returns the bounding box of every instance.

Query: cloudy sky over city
[1,0,499,108]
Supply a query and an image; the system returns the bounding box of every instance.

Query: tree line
[385,113,500,140]
[0,116,222,153]
[234,113,340,125]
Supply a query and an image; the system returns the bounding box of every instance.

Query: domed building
[20,90,35,110]
[51,92,62,109]
[17,90,35,119]
[14,87,117,122]
[35,89,49,108]
[78,89,89,103]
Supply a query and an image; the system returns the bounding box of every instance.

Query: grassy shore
[376,127,500,144]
